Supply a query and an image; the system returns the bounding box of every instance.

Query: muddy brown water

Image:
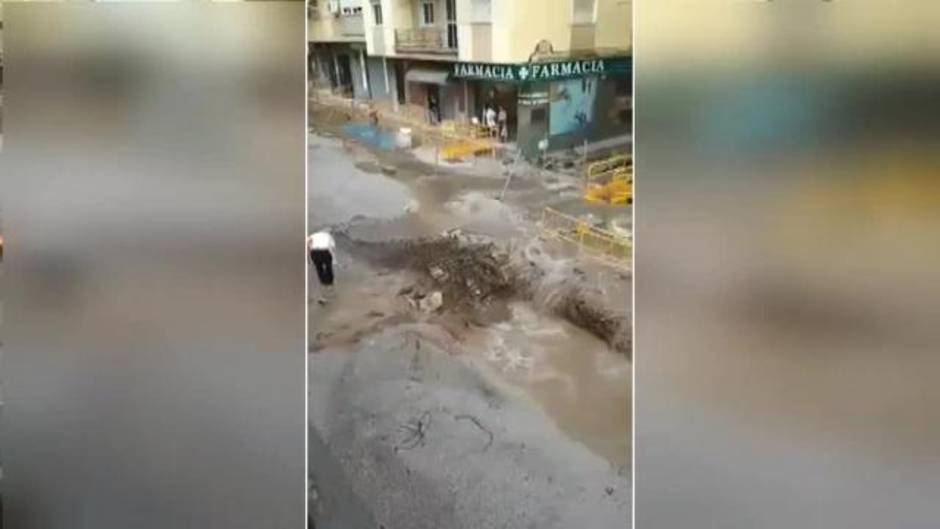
[463,302,631,468]
[310,248,631,468]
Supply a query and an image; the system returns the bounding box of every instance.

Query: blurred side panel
[0,3,305,528]
[636,1,940,528]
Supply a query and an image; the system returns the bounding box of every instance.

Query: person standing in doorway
[497,105,508,143]
[485,105,497,137]
[428,93,440,125]
[308,230,336,303]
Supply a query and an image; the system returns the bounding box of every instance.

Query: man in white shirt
[485,106,497,134]
[308,230,337,288]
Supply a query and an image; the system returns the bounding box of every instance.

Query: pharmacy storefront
[450,56,632,159]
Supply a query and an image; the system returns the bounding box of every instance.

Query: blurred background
[0,3,305,528]
[636,1,940,527]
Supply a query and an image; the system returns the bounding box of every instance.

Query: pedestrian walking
[308,230,336,302]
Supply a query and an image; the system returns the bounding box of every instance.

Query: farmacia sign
[451,57,629,83]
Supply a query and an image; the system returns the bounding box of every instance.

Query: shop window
[573,0,596,24]
[371,0,383,25]
[421,1,435,26]
[581,77,595,94]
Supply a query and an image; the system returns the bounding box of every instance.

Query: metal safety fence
[540,207,632,270]
[583,153,632,205]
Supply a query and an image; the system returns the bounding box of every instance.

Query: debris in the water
[419,291,444,313]
[429,266,447,281]
[337,231,629,355]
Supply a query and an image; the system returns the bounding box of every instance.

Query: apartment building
[308,0,378,100]
[360,0,632,157]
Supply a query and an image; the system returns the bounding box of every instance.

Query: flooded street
[307,128,631,527]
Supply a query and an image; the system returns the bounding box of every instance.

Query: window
[421,1,435,25]
[371,0,383,25]
[573,0,596,24]
[471,0,492,23]
[446,0,458,48]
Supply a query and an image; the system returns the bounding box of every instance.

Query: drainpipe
[387,58,400,113]
[403,61,411,108]
[359,47,371,100]
[331,47,341,93]
[463,79,469,123]
[382,56,391,99]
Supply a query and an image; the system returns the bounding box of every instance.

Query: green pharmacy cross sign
[450,57,630,83]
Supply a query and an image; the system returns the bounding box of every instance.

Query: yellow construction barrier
[585,168,632,204]
[436,122,499,160]
[440,138,497,160]
[584,154,633,205]
[540,207,632,269]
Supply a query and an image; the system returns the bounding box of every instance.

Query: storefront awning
[405,68,450,85]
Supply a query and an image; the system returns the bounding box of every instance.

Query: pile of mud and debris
[383,231,516,314]
[340,229,630,355]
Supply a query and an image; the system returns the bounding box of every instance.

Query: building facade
[313,0,632,158]
[308,0,383,100]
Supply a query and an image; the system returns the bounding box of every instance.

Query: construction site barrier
[585,153,632,185]
[540,207,632,269]
[312,93,500,158]
[583,153,632,205]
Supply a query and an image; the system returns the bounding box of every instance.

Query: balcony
[339,13,365,37]
[394,28,457,56]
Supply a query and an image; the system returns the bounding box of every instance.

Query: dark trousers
[310,249,334,286]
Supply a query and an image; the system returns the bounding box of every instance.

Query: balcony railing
[394,28,457,55]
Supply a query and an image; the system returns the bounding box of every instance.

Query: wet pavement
[307,135,413,228]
